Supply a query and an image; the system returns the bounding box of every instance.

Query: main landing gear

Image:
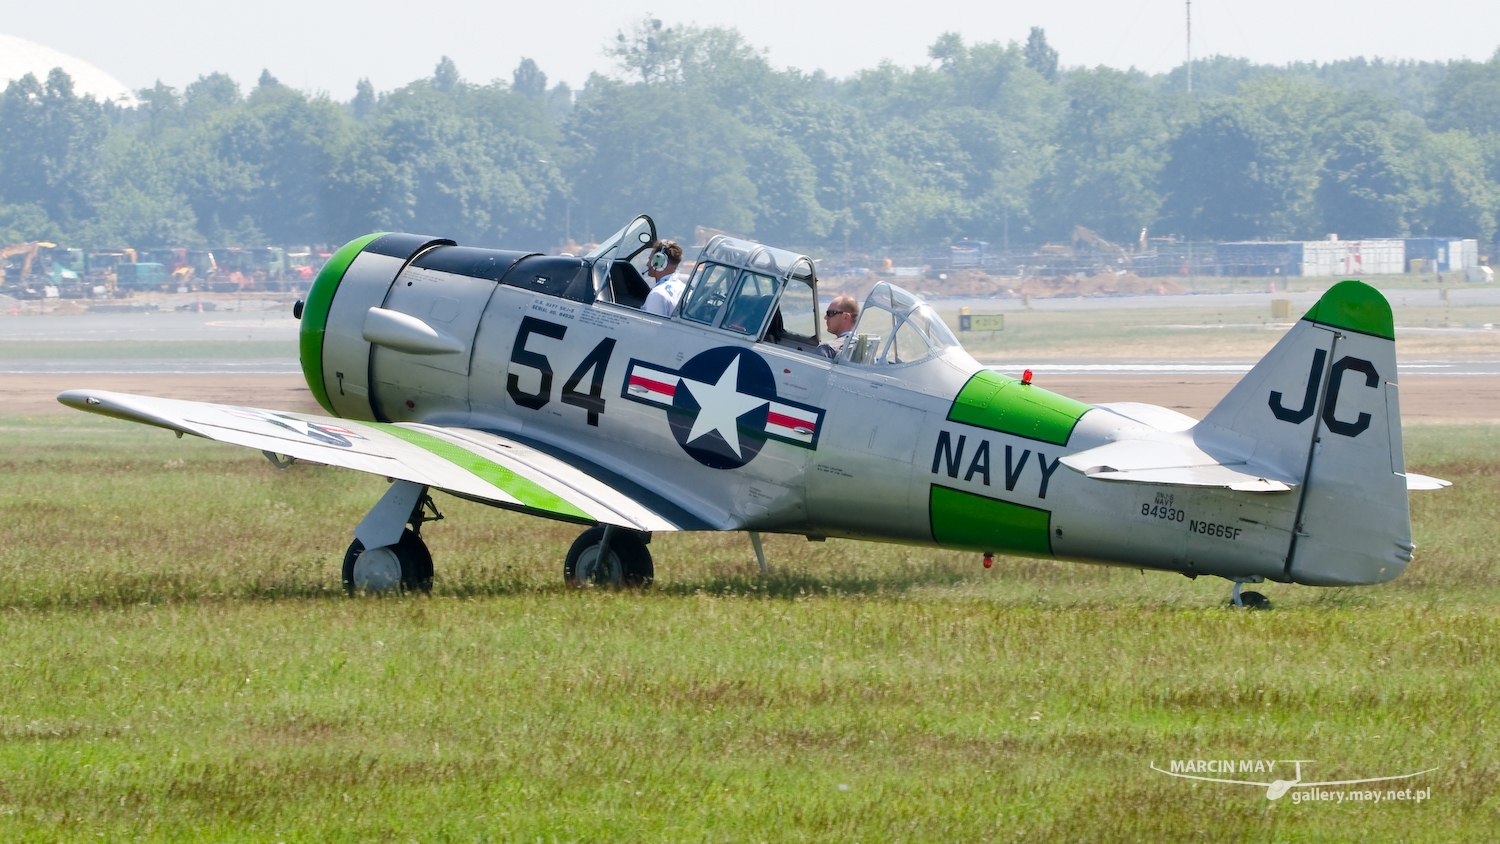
[343,481,656,594]
[343,480,442,595]
[564,525,653,588]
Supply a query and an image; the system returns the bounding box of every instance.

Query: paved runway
[0,359,302,374]
[935,286,1500,312]
[983,360,1500,377]
[0,311,299,342]
[3,285,1496,343]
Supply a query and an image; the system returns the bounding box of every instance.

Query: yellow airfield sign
[958,312,1004,332]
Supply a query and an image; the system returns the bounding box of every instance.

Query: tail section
[1196,281,1412,585]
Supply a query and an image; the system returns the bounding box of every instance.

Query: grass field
[1,418,1498,841]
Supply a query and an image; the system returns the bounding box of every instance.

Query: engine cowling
[298,233,589,422]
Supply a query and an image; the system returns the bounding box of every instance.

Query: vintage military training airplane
[60,215,1448,606]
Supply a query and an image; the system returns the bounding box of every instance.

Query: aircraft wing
[57,390,690,532]
[1059,439,1297,493]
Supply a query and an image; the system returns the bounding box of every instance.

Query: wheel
[1234,590,1271,610]
[564,526,653,589]
[343,528,433,595]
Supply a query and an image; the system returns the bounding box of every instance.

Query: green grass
[0,418,1497,841]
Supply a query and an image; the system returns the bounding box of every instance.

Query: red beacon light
[1021,369,1033,386]
[983,552,994,568]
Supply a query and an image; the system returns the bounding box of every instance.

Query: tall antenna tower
[1186,0,1193,93]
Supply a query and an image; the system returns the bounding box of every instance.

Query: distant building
[949,239,988,267]
[1403,238,1478,273]
[1214,238,1405,277]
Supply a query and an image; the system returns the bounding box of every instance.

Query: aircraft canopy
[842,282,960,366]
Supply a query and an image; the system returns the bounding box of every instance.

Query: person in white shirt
[641,240,684,316]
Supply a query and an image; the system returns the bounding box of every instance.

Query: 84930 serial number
[1141,504,1186,521]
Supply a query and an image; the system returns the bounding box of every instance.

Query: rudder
[1195,281,1411,585]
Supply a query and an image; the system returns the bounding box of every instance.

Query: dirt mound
[1019,272,1182,298]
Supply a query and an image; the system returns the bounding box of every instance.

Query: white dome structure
[0,33,137,106]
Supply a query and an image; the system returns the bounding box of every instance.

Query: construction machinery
[1071,225,1131,270]
[0,241,57,299]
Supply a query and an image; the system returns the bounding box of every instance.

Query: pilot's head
[824,295,859,337]
[646,240,682,282]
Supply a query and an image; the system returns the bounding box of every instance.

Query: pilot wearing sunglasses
[818,295,859,358]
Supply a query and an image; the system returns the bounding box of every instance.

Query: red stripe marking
[767,411,813,431]
[629,374,676,396]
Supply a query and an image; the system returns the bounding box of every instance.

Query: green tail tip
[1302,279,1394,340]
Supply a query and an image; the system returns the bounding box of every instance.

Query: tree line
[2,20,1498,255]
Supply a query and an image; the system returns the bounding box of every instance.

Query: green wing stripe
[930,485,1053,556]
[360,423,591,520]
[299,233,386,413]
[947,370,1090,446]
[1301,279,1395,340]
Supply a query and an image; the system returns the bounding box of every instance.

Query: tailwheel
[343,528,434,595]
[564,526,653,589]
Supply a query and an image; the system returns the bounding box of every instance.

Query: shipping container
[1214,242,1302,276]
[1300,239,1403,277]
[949,239,988,267]
[1458,239,1479,270]
[1404,237,1479,271]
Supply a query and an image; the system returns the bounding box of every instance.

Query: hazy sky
[6,0,1498,98]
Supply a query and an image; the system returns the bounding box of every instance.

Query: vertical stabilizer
[1196,281,1411,585]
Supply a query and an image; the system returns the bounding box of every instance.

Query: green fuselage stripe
[930,485,1052,557]
[947,370,1090,446]
[299,233,386,414]
[357,423,590,521]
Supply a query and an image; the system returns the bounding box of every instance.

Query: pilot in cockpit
[818,295,859,358]
[641,240,684,316]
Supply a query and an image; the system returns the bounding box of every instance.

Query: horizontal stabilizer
[1405,473,1451,491]
[1060,438,1295,493]
[57,389,696,532]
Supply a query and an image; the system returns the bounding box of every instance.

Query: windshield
[587,215,657,301]
[584,215,656,261]
[842,282,960,366]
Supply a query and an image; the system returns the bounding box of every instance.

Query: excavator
[0,241,57,299]
[1070,225,1130,270]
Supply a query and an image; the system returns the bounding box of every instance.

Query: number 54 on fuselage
[59,215,1448,600]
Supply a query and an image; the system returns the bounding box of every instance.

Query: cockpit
[838,281,962,366]
[585,215,961,367]
[677,236,821,354]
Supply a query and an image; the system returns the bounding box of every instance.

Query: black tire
[563,526,653,589]
[1236,590,1271,610]
[342,528,434,596]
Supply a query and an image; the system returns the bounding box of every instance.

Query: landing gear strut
[343,481,442,595]
[565,525,653,588]
[1231,579,1270,609]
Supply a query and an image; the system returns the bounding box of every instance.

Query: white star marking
[678,356,770,457]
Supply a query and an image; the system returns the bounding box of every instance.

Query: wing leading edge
[57,390,690,532]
